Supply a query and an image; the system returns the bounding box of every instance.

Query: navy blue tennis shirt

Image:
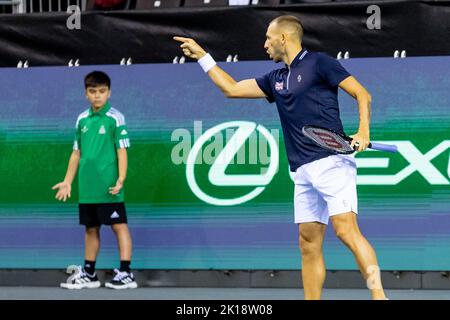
[255,48,352,171]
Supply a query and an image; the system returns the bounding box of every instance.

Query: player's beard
[271,46,283,63]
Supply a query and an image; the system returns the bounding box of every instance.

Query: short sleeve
[317,53,351,87]
[115,121,130,149]
[73,121,81,151]
[255,71,276,103]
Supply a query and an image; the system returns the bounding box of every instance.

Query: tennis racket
[302,125,398,154]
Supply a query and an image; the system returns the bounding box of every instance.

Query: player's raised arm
[173,36,266,99]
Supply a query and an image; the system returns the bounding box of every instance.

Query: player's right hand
[52,181,71,202]
[173,36,207,60]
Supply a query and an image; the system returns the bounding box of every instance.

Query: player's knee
[299,235,322,257]
[335,227,358,247]
[111,223,127,233]
[85,226,100,235]
[111,224,120,233]
[299,242,322,258]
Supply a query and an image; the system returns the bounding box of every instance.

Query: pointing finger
[173,36,191,43]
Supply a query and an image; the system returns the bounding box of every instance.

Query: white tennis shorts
[293,154,358,225]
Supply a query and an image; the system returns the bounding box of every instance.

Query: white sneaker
[60,265,101,289]
[105,268,138,289]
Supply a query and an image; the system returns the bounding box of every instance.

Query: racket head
[302,125,355,154]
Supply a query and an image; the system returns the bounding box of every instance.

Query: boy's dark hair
[84,71,111,89]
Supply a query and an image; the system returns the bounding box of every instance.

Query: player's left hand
[350,130,370,152]
[109,179,123,195]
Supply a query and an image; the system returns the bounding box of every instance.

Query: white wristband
[198,53,216,73]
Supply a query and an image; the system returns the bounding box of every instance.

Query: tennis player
[174,15,387,300]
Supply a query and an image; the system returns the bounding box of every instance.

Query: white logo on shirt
[98,125,106,134]
[297,75,302,83]
[275,81,283,91]
[110,211,120,219]
[121,129,128,135]
[81,126,88,133]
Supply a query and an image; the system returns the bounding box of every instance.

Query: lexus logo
[186,121,279,206]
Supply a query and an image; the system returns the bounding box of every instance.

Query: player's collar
[286,48,308,69]
[89,101,111,116]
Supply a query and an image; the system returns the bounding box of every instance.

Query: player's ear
[280,33,286,46]
[108,89,111,99]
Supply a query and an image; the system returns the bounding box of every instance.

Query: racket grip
[369,142,398,153]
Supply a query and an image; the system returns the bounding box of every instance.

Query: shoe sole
[105,282,138,290]
[60,281,101,289]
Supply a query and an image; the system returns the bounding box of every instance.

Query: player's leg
[107,222,137,289]
[83,204,101,275]
[85,226,100,262]
[315,155,386,299]
[331,212,386,300]
[80,205,101,287]
[111,223,132,261]
[101,202,137,289]
[97,202,132,261]
[293,164,329,300]
[60,204,101,289]
[299,222,327,300]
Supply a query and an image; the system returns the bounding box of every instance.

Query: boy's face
[85,85,111,109]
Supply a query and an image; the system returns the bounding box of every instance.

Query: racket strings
[303,127,353,153]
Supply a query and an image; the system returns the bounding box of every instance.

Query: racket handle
[369,142,398,153]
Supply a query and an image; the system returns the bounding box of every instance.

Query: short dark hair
[271,15,304,41]
[84,71,111,89]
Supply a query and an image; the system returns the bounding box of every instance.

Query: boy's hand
[52,181,71,202]
[109,178,123,195]
[173,36,207,60]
